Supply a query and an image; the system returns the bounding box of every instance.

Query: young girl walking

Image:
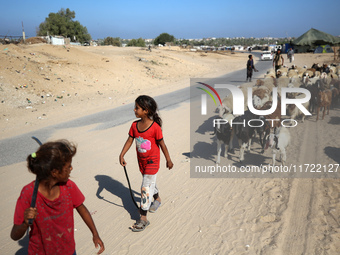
[119,95,173,232]
[11,140,105,254]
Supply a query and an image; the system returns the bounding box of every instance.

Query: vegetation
[154,33,175,46]
[127,38,146,47]
[37,8,91,43]
[103,37,122,47]
[176,37,294,47]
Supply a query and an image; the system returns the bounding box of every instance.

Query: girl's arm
[76,204,105,254]
[158,139,174,170]
[10,207,37,241]
[119,136,134,166]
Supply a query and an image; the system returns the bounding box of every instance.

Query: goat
[286,93,310,123]
[214,113,234,164]
[304,81,320,114]
[265,126,290,166]
[312,63,322,72]
[262,98,282,129]
[252,86,270,109]
[219,83,255,116]
[316,89,332,120]
[255,115,271,154]
[231,110,256,162]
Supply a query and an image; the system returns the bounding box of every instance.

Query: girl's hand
[166,160,174,170]
[11,207,37,241]
[119,156,127,166]
[93,235,105,254]
[24,207,37,225]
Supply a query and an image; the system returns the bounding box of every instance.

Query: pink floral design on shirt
[136,137,151,153]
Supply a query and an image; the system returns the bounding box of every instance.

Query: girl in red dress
[11,140,105,255]
[120,95,173,232]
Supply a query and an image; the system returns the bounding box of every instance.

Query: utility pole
[22,21,25,42]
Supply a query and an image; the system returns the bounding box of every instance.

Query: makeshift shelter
[49,36,65,45]
[314,45,333,53]
[293,28,340,53]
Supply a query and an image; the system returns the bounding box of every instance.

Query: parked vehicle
[260,51,273,61]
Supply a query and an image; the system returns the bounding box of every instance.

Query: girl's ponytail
[153,112,162,128]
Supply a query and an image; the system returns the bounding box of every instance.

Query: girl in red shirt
[120,95,173,232]
[11,140,105,255]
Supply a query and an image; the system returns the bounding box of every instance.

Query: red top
[14,180,85,255]
[129,120,163,174]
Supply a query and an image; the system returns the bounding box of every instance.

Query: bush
[154,33,175,46]
[127,38,146,47]
[104,37,121,47]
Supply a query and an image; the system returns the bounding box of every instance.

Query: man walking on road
[273,49,284,77]
[246,54,258,82]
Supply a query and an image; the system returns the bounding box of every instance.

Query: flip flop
[149,200,161,213]
[131,220,150,232]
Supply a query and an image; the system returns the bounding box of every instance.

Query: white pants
[140,174,158,210]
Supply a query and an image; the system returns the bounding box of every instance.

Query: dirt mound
[24,37,47,44]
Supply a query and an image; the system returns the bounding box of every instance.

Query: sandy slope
[0,44,339,255]
[0,44,245,139]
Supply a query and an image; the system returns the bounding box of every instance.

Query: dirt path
[274,108,340,254]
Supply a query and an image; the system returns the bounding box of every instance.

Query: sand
[0,43,339,255]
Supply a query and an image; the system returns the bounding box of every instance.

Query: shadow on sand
[328,116,340,125]
[95,175,140,220]
[324,147,340,164]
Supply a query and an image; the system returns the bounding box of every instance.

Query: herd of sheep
[214,62,340,166]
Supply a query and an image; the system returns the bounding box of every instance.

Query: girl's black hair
[135,95,162,127]
[27,140,77,181]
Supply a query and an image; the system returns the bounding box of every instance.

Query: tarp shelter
[50,36,65,45]
[293,28,340,46]
[314,45,334,53]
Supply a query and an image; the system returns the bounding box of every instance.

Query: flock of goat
[214,63,340,166]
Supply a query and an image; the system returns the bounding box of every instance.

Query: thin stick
[28,136,42,225]
[123,166,139,209]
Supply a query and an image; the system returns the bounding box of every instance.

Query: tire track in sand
[275,119,319,255]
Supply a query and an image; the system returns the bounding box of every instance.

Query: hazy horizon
[1,0,339,40]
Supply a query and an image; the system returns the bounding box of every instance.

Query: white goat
[265,126,291,166]
[252,86,270,109]
[286,93,310,123]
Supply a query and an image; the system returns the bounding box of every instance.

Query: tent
[293,28,340,46]
[314,45,334,53]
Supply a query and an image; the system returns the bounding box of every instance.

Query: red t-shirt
[14,180,85,255]
[129,120,163,175]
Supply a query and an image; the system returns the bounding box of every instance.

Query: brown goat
[262,98,282,128]
[316,90,332,121]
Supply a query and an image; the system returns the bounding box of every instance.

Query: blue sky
[1,0,339,40]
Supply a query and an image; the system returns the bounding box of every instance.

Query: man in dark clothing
[246,55,258,82]
[273,49,284,77]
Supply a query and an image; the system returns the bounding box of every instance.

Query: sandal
[131,220,150,232]
[149,200,161,213]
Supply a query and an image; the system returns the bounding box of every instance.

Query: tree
[103,37,121,47]
[127,38,146,47]
[37,8,91,43]
[154,33,175,46]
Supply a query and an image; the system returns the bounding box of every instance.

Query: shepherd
[246,54,258,82]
